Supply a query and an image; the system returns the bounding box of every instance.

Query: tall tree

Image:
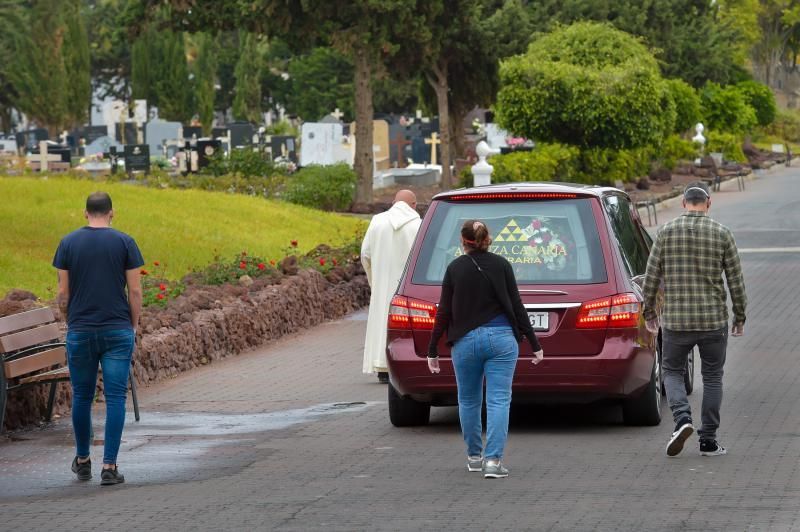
[286,47,353,121]
[194,33,218,134]
[9,0,69,135]
[232,32,263,123]
[87,0,132,101]
[132,27,191,121]
[751,0,800,85]
[0,0,26,132]
[63,0,92,128]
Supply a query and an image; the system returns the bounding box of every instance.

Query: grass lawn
[0,176,367,298]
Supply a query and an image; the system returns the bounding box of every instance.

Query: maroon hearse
[386,182,694,427]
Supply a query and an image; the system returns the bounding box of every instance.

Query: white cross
[331,108,344,121]
[29,141,61,172]
[424,132,441,166]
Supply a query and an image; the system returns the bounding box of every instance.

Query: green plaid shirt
[643,211,746,331]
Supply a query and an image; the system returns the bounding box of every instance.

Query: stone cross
[389,131,411,167]
[425,132,441,166]
[331,108,344,121]
[31,141,61,172]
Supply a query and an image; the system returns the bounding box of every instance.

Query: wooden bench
[0,307,140,433]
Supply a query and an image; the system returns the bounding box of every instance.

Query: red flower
[332,259,338,266]
[153,261,160,266]
[159,283,167,291]
[291,240,298,247]
[257,263,266,270]
[542,233,552,244]
[319,258,326,266]
[140,269,148,276]
[531,219,542,230]
[269,259,276,266]
[156,293,165,300]
[239,261,247,269]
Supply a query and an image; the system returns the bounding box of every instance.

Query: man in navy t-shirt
[53,191,144,486]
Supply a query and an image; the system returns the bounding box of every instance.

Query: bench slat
[17,366,70,385]
[0,307,55,336]
[4,346,66,379]
[0,323,61,353]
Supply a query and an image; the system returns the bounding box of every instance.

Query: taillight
[576,293,640,329]
[388,296,437,330]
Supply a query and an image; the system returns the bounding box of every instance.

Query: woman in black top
[427,219,543,479]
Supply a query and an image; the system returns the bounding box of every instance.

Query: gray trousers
[662,327,728,440]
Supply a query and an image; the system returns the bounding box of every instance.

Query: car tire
[684,348,695,396]
[388,383,431,427]
[622,359,662,426]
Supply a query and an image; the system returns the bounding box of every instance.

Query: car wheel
[684,348,695,396]
[622,358,662,426]
[388,383,431,427]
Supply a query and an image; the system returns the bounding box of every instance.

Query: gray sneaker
[483,461,509,479]
[467,456,483,472]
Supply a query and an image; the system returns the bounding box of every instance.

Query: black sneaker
[100,467,125,486]
[665,417,694,457]
[71,457,92,481]
[700,439,728,457]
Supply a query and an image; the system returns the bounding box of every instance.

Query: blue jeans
[451,325,519,461]
[66,329,134,465]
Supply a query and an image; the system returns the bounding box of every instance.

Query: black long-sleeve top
[427,250,541,356]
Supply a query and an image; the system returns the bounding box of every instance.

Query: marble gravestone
[300,123,351,166]
[229,122,255,149]
[84,135,123,157]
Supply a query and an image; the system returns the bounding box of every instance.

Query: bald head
[394,189,417,208]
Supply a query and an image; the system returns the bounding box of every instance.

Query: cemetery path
[1,165,800,531]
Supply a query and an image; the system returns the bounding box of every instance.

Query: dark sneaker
[666,417,694,457]
[483,461,509,479]
[467,456,483,472]
[700,439,728,457]
[377,372,389,384]
[100,467,125,486]
[71,457,92,481]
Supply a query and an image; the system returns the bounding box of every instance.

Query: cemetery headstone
[104,146,122,174]
[229,122,255,149]
[176,142,199,175]
[389,125,411,168]
[300,123,350,166]
[269,135,298,163]
[85,135,122,157]
[80,126,108,146]
[411,136,429,164]
[123,144,150,175]
[425,132,442,166]
[145,120,182,157]
[29,141,71,172]
[15,128,49,152]
[0,138,18,154]
[211,127,229,139]
[197,139,221,169]
[183,126,203,140]
[115,122,138,145]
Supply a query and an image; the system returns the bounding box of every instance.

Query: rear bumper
[386,336,654,406]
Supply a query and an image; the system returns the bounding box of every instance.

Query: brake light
[388,296,437,330]
[448,193,578,201]
[576,293,640,329]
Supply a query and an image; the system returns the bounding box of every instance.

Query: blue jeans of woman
[451,325,519,461]
[66,329,134,465]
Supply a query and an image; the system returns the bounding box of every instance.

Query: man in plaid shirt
[643,181,747,458]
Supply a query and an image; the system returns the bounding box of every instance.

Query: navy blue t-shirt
[52,227,145,331]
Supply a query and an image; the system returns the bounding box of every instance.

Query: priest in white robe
[361,190,422,382]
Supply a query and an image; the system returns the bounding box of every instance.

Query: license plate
[528,312,549,331]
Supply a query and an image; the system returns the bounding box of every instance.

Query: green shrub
[736,80,777,127]
[194,252,281,287]
[665,78,702,134]
[578,146,653,184]
[657,135,699,170]
[489,144,581,184]
[700,82,757,134]
[762,109,800,143]
[188,173,287,199]
[205,148,284,179]
[496,22,675,150]
[284,163,357,211]
[706,131,746,163]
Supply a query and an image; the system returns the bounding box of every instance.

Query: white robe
[361,201,421,374]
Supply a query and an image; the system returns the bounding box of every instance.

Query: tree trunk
[451,107,467,163]
[353,47,374,205]
[428,62,451,190]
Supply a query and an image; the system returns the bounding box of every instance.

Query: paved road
[2,168,800,531]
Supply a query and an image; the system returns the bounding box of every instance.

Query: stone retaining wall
[1,266,370,431]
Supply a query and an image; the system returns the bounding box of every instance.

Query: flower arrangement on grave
[521,218,568,271]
